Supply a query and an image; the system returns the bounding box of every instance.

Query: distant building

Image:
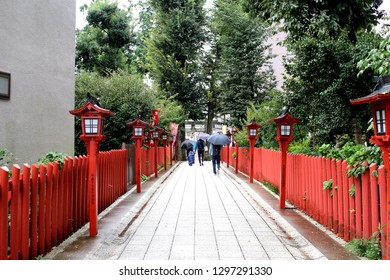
[0,1,76,164]
[267,31,288,90]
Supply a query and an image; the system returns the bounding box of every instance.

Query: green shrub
[37,152,68,169]
[0,148,16,168]
[289,138,317,155]
[317,142,383,177]
[346,227,383,260]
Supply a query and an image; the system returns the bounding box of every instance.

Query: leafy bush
[37,152,68,169]
[317,142,383,177]
[0,148,16,168]
[346,226,383,260]
[289,138,317,155]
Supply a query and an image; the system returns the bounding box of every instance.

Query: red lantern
[69,101,115,236]
[270,110,300,209]
[127,119,151,193]
[244,121,262,183]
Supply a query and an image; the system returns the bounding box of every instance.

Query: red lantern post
[127,119,150,193]
[160,130,169,170]
[152,128,160,177]
[69,101,115,236]
[169,136,173,166]
[271,110,300,209]
[244,121,262,183]
[232,129,240,174]
[226,130,232,168]
[351,74,390,259]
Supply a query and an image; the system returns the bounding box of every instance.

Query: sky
[76,0,214,29]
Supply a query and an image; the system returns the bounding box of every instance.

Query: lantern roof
[351,74,390,105]
[69,101,115,117]
[270,108,301,124]
[244,120,262,129]
[126,118,151,128]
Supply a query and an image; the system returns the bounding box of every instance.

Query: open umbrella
[181,139,194,150]
[197,132,210,140]
[207,132,231,146]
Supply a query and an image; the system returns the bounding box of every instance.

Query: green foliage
[358,34,390,76]
[37,152,68,169]
[146,0,208,121]
[317,141,383,177]
[284,31,380,145]
[141,174,149,182]
[0,148,16,168]
[76,0,137,74]
[322,179,334,196]
[212,0,276,126]
[346,225,383,260]
[289,138,317,155]
[234,91,283,148]
[322,179,333,190]
[74,71,184,154]
[243,0,384,43]
[349,184,356,196]
[261,181,279,195]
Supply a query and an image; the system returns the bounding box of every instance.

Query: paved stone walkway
[75,161,325,260]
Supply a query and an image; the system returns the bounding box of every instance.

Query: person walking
[209,143,222,175]
[196,138,205,165]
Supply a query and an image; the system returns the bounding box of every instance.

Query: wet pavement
[44,161,359,260]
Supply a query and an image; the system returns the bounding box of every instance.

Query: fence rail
[222,147,388,258]
[0,149,128,260]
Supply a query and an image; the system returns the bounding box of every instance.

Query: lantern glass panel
[249,129,257,137]
[280,124,291,136]
[134,127,143,137]
[375,109,386,135]
[84,118,99,134]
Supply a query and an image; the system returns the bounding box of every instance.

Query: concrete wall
[0,0,76,164]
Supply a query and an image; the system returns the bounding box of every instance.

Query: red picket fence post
[342,161,350,241]
[355,175,363,239]
[0,167,9,259]
[378,166,387,254]
[361,163,371,239]
[369,163,379,236]
[21,164,30,260]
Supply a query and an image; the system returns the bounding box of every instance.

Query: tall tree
[284,32,380,145]
[146,0,208,121]
[75,0,136,74]
[211,0,275,127]
[243,0,384,43]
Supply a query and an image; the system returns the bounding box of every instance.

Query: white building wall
[0,0,76,164]
[268,31,288,90]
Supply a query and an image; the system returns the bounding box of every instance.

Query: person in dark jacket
[196,138,205,165]
[210,143,222,175]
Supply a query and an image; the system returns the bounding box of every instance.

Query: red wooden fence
[140,146,170,178]
[0,149,127,260]
[222,147,388,258]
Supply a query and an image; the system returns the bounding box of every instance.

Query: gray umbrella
[207,132,230,146]
[197,132,210,140]
[181,139,194,150]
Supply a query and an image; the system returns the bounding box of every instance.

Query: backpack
[212,145,221,157]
